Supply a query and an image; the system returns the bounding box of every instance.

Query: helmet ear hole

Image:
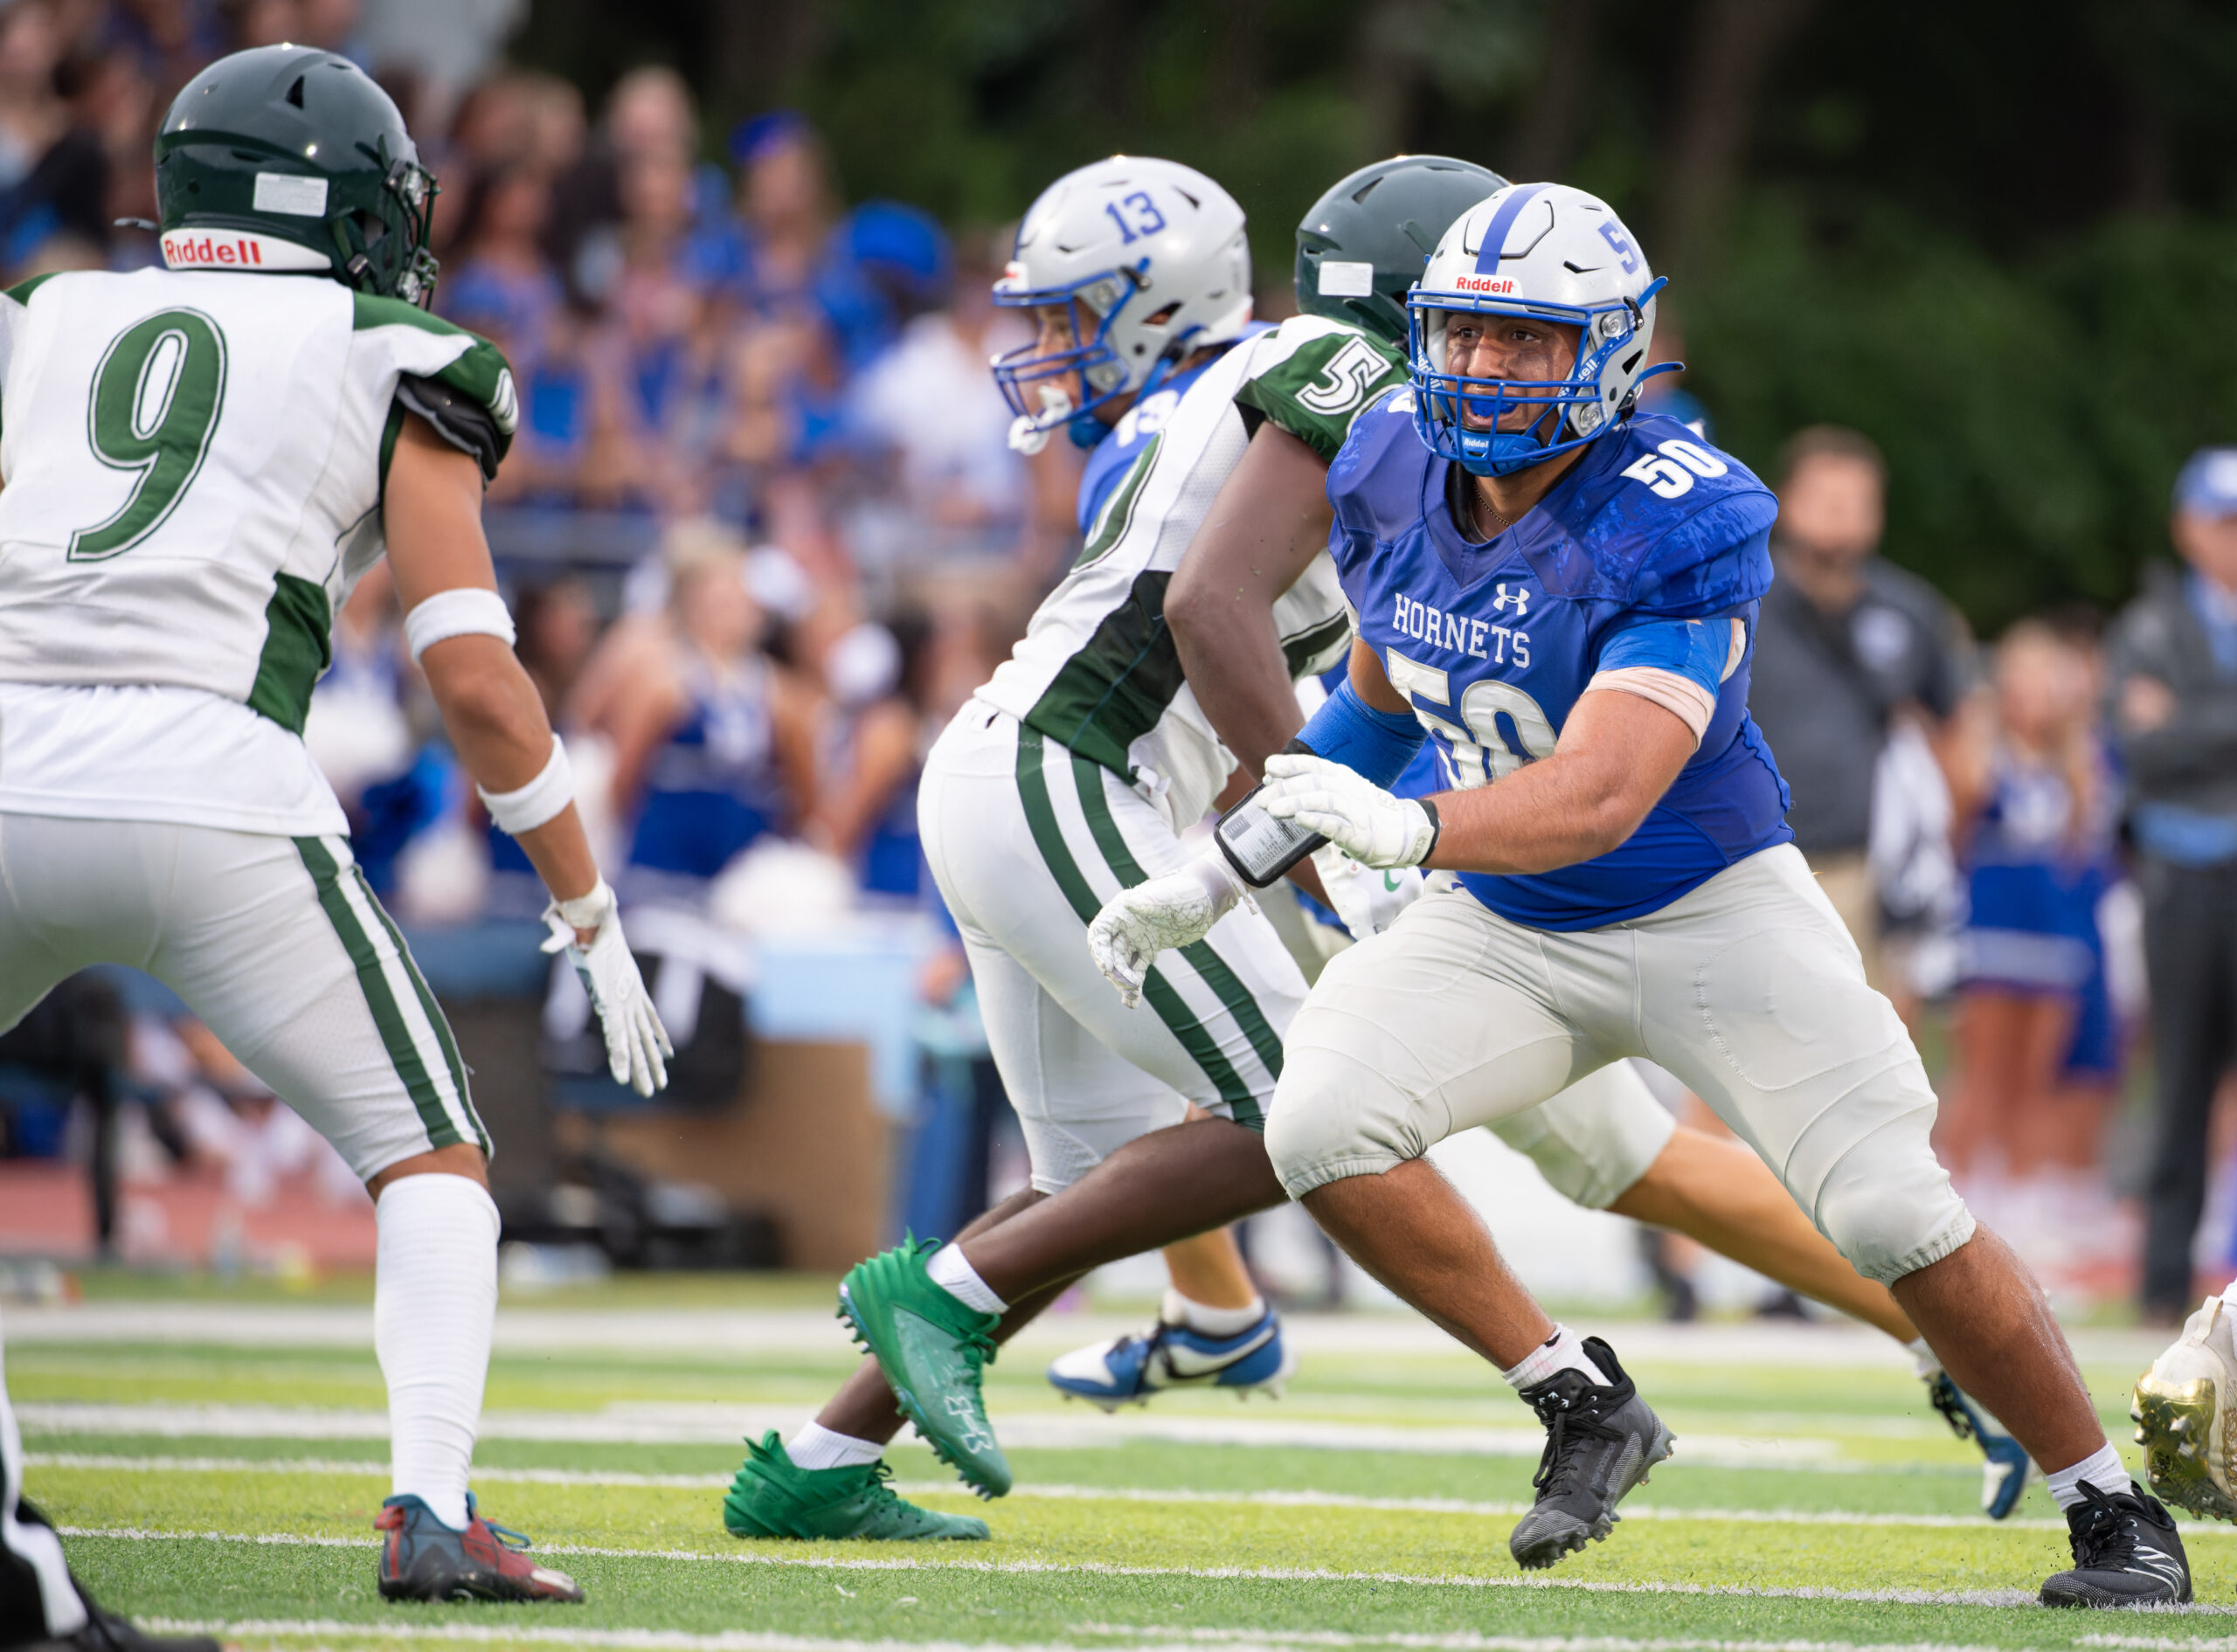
[285,75,306,107]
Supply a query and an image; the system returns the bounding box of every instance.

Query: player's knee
[1265,1045,1423,1199]
[1809,1115,1976,1285]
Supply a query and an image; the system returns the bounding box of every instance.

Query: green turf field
[6,1278,2230,1652]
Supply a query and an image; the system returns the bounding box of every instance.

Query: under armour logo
[1492,583,1531,618]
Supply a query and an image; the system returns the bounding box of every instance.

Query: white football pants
[1266,843,1973,1284]
[0,813,484,1179]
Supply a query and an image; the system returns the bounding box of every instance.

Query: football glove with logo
[1312,843,1425,940]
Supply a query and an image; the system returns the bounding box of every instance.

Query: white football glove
[1311,843,1424,942]
[1086,854,1248,1008]
[1261,753,1440,870]
[542,879,673,1096]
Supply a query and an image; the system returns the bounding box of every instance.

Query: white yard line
[62,1524,2237,1614]
[26,1451,2191,1538]
[131,1616,2051,1652]
[11,1401,1860,1469]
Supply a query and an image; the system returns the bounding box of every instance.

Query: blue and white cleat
[1048,1298,1296,1411]
[1929,1370,2033,1519]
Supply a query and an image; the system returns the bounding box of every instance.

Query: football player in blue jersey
[1089,183,2189,1607]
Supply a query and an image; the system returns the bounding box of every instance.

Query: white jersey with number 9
[0,266,513,835]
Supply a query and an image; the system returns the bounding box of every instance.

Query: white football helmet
[990,156,1250,453]
[1408,182,1669,475]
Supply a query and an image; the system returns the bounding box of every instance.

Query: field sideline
[6,1279,2232,1652]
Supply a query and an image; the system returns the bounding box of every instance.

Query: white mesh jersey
[0,266,514,835]
[976,314,1406,829]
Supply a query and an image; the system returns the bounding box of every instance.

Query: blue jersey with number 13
[1326,399,1792,930]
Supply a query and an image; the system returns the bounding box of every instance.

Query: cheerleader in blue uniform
[1943,619,2124,1236]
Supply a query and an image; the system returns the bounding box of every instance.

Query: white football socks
[926,1244,1008,1314]
[2043,1442,2127,1512]
[1164,1289,1265,1338]
[1906,1337,1940,1380]
[1501,1324,1609,1392]
[786,1420,884,1469]
[375,1172,499,1531]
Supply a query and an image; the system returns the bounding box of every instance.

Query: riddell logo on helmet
[1455,275,1516,294]
[161,228,329,273]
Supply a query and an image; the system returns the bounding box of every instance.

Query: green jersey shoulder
[1231,315,1406,465]
[353,293,516,480]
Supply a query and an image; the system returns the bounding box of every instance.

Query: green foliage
[1690,203,2237,632]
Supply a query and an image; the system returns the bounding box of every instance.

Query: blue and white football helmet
[1408,182,1671,476]
[991,156,1250,453]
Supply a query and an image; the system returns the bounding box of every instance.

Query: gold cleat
[2133,1296,2237,1523]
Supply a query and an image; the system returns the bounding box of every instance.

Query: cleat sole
[2132,1372,2237,1524]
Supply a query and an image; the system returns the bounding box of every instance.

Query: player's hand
[1261,753,1439,870]
[1311,843,1423,941]
[542,879,673,1096]
[1087,854,1247,1008]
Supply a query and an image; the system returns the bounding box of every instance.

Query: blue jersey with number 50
[1326,398,1792,930]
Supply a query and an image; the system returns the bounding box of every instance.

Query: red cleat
[375,1494,585,1604]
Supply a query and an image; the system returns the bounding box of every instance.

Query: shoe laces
[1526,1383,1624,1497]
[2068,1481,2146,1570]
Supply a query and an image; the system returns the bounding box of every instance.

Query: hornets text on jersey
[1326,400,1791,930]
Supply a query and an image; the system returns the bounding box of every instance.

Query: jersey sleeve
[1232,319,1408,464]
[1624,497,1777,619]
[1587,611,1748,743]
[352,293,517,481]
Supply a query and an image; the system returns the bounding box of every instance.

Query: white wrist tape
[405,586,516,665]
[551,876,615,934]
[478,734,573,835]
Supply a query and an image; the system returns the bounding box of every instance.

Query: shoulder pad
[1232,316,1407,464]
[395,371,505,482]
[356,293,517,477]
[1326,391,1432,542]
[1520,413,1776,615]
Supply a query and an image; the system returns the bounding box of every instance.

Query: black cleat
[2040,1478,2192,1607]
[1507,1336,1673,1570]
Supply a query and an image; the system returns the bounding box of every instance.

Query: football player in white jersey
[0,47,669,1605]
[719,154,2024,1551]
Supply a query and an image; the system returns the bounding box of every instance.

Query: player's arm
[384,413,671,1094]
[1165,422,1333,781]
[1268,627,1701,876]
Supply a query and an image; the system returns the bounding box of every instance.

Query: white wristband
[405,586,516,665]
[479,734,573,835]
[1182,851,1248,922]
[551,877,615,933]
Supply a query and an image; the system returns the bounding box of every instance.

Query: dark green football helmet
[155,45,439,307]
[1294,156,1508,346]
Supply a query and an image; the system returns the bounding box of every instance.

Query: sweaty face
[1441,313,1581,432]
[1778,455,1884,564]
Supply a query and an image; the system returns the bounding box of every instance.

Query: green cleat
[839,1238,1010,1497]
[723,1432,990,1541]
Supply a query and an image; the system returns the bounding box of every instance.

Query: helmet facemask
[989,266,1142,453]
[334,149,441,308]
[1409,280,1665,477]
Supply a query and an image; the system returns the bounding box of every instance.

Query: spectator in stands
[606,520,821,911]
[1938,618,2123,1255]
[0,0,110,277]
[731,109,835,316]
[810,611,934,900]
[440,159,561,368]
[2112,446,2237,1322]
[1749,425,1971,988]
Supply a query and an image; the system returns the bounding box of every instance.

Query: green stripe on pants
[350,860,488,1157]
[294,836,463,1151]
[1068,750,1278,1129]
[1010,723,1259,1120]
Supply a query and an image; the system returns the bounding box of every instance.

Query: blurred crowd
[3,0,2236,1314]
